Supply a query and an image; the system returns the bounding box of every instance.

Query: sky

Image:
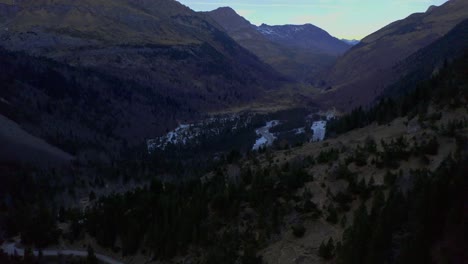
[176,0,449,40]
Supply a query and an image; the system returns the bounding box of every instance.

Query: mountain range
[207,7,351,81]
[257,23,350,55]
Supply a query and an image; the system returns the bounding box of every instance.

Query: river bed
[252,120,280,150]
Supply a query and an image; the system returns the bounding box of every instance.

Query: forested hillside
[0,48,185,155]
[2,50,466,263]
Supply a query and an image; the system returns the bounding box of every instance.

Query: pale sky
[176,0,449,39]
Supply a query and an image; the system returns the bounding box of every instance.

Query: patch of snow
[147,123,196,152]
[311,121,327,142]
[292,26,304,32]
[294,127,305,135]
[265,120,280,129]
[341,39,360,46]
[252,120,280,150]
[147,114,254,153]
[257,27,282,37]
[252,136,268,150]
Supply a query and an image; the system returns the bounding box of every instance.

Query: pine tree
[86,246,98,264]
[318,237,335,259]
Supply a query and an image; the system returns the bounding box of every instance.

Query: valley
[0,1,467,264]
[146,109,334,154]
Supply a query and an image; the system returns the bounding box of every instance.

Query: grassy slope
[0,0,199,45]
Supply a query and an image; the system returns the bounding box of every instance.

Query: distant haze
[177,0,449,39]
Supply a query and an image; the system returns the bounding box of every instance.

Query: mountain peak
[256,23,349,55]
[212,6,237,13]
[426,5,437,13]
[208,6,254,31]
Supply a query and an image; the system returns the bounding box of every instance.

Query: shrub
[384,171,397,186]
[292,223,306,238]
[326,205,338,224]
[316,148,340,164]
[318,237,335,259]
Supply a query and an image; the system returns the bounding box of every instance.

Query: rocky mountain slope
[208,7,350,81]
[0,0,285,156]
[257,23,350,56]
[0,0,282,110]
[320,0,468,110]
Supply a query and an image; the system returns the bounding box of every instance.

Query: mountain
[383,18,468,98]
[0,0,284,152]
[207,7,350,81]
[320,0,468,110]
[257,23,350,56]
[0,0,283,106]
[205,7,258,36]
[341,39,360,46]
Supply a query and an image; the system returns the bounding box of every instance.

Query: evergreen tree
[86,246,98,264]
[318,237,335,259]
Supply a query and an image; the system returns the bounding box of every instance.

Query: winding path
[1,243,123,264]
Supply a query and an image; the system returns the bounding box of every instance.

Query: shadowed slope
[321,0,468,110]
